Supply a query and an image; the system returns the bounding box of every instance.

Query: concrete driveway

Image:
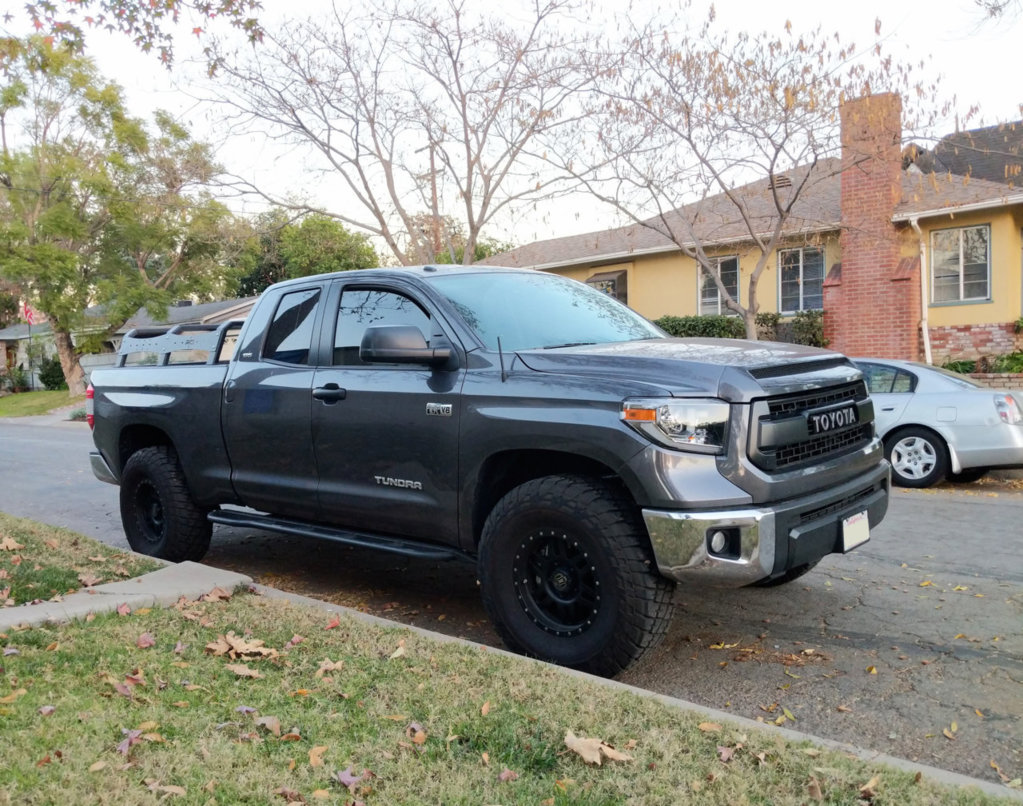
[1,413,1020,787]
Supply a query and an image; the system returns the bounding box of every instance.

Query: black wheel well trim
[468,449,643,548]
[117,425,176,474]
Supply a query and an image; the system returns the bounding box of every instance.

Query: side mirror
[360,326,454,368]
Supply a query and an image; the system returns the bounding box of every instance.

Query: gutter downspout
[910,217,933,365]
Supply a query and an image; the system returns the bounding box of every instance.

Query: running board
[208,509,474,563]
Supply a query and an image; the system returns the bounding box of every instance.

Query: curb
[2,563,1020,802]
[0,561,251,632]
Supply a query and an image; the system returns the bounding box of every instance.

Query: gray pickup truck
[88,266,889,676]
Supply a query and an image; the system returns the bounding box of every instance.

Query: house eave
[892,193,1023,223]
[529,222,840,272]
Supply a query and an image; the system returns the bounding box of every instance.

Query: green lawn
[0,519,1016,805]
[0,390,85,418]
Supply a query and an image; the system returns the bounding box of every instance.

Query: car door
[858,361,914,437]
[310,281,465,544]
[222,285,324,519]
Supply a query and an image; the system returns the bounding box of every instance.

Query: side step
[208,509,474,563]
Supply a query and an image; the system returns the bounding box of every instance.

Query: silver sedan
[852,358,1023,487]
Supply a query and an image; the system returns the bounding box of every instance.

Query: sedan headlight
[994,394,1023,425]
[622,398,730,454]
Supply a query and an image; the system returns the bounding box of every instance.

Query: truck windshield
[429,271,663,351]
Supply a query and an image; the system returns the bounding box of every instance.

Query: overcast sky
[4,0,1020,243]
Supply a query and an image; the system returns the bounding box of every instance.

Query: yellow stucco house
[491,95,1023,364]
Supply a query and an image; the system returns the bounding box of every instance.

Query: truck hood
[515,338,861,400]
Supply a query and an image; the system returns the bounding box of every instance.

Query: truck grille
[750,381,872,472]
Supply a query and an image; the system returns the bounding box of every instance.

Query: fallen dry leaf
[225,664,263,679]
[481,701,491,716]
[315,659,343,678]
[78,573,103,587]
[255,716,281,736]
[116,603,131,616]
[89,761,107,772]
[38,705,56,717]
[0,537,24,551]
[836,704,853,713]
[136,633,156,649]
[199,586,232,602]
[324,616,341,630]
[698,722,722,733]
[499,768,519,782]
[807,776,823,800]
[860,775,881,798]
[564,731,633,765]
[308,745,328,767]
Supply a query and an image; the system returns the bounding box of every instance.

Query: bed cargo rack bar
[117,320,246,367]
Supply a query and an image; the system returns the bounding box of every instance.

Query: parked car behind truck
[88,266,889,676]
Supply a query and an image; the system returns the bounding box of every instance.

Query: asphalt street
[1,414,1021,787]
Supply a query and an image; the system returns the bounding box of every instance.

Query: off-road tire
[478,474,675,677]
[752,560,820,587]
[120,446,212,561]
[885,427,948,488]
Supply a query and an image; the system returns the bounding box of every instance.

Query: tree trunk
[743,309,759,341]
[52,328,86,396]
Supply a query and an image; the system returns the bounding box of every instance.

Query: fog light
[710,531,728,553]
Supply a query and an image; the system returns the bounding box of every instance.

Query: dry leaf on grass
[0,537,24,551]
[206,632,278,660]
[308,745,328,767]
[698,722,722,733]
[315,659,343,678]
[226,664,263,679]
[256,716,282,736]
[78,573,103,587]
[136,633,156,649]
[564,731,633,765]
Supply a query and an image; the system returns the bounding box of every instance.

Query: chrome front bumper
[643,461,890,586]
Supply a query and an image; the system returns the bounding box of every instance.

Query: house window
[585,270,627,304]
[931,225,990,303]
[699,256,739,315]
[779,247,824,313]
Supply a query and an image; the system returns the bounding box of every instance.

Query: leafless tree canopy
[207,0,597,265]
[546,11,942,337]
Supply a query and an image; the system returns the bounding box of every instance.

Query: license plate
[842,510,870,552]
[807,405,858,435]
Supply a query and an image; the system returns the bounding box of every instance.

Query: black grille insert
[751,381,872,471]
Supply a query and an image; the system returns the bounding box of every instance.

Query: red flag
[22,303,35,325]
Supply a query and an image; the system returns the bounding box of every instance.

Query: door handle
[312,383,347,403]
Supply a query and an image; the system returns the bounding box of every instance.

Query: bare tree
[205,0,597,265]
[549,12,940,338]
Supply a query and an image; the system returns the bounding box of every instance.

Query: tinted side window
[334,288,431,366]
[263,289,321,365]
[861,364,896,394]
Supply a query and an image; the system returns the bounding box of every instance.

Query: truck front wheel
[478,474,674,677]
[120,446,212,562]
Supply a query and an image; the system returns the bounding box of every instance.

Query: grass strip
[0,391,84,418]
[0,512,162,606]
[0,589,1013,805]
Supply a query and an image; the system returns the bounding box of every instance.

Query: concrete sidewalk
[2,560,1020,802]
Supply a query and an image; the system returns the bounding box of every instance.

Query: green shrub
[37,356,67,391]
[2,365,30,391]
[755,311,780,341]
[790,310,828,347]
[941,359,977,374]
[654,314,745,339]
[991,352,1023,373]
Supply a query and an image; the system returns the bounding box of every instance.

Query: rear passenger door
[222,285,324,518]
[858,362,914,437]
[311,280,464,544]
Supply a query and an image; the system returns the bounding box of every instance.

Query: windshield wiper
[543,342,597,349]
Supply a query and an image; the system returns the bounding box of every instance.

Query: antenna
[497,337,507,383]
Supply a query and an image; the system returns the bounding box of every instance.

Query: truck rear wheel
[120,446,212,562]
[478,474,674,677]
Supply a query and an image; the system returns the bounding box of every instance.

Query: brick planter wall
[968,373,1023,390]
[928,323,1022,364]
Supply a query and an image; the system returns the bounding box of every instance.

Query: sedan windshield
[429,271,663,351]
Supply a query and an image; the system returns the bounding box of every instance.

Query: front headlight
[621,398,730,454]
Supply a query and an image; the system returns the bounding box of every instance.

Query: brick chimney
[823,93,921,359]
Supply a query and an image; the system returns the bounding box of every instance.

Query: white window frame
[930,224,991,304]
[698,256,740,315]
[778,247,824,314]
